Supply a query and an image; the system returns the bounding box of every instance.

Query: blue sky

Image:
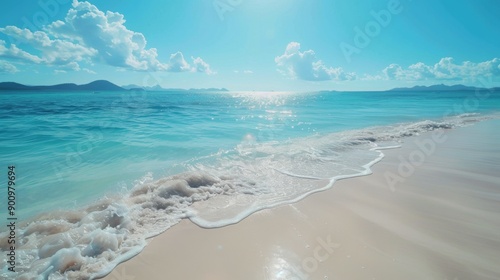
[0,0,499,91]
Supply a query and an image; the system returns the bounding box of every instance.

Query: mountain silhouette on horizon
[1,81,497,93]
[0,80,124,91]
[388,84,497,92]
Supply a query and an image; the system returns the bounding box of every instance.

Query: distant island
[122,84,229,92]
[0,80,229,92]
[389,84,500,92]
[0,80,124,91]
[0,81,498,93]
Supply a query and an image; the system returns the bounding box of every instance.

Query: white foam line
[271,144,402,181]
[272,168,325,180]
[190,114,500,229]
[90,242,146,280]
[189,143,401,229]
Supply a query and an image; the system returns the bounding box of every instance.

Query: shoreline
[102,119,500,280]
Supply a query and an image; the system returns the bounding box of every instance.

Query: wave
[0,113,495,279]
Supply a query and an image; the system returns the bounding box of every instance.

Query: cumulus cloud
[166,52,191,72]
[383,57,500,81]
[192,56,214,74]
[82,68,96,74]
[382,64,405,80]
[165,53,214,74]
[0,60,18,73]
[233,70,253,74]
[0,27,95,72]
[0,39,44,64]
[275,42,355,81]
[0,1,213,73]
[45,1,164,71]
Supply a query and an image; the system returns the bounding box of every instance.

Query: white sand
[102,119,500,280]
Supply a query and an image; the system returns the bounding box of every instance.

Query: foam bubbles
[39,233,74,259]
[41,248,84,277]
[82,230,120,257]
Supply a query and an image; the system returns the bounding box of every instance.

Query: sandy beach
[102,119,500,280]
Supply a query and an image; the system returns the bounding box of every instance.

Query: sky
[0,0,499,91]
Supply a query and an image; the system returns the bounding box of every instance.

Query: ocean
[1,89,499,279]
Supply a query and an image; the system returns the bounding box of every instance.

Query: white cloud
[192,56,214,74]
[234,70,253,74]
[0,26,95,69]
[275,42,355,81]
[82,68,96,74]
[382,63,405,80]
[60,61,81,71]
[46,0,165,71]
[166,52,191,72]
[406,62,435,80]
[0,60,18,73]
[165,53,215,74]
[0,39,44,64]
[383,57,500,81]
[0,1,213,74]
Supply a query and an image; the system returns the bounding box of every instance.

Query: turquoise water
[2,90,499,218]
[0,89,499,279]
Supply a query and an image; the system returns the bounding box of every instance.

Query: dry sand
[102,119,500,280]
